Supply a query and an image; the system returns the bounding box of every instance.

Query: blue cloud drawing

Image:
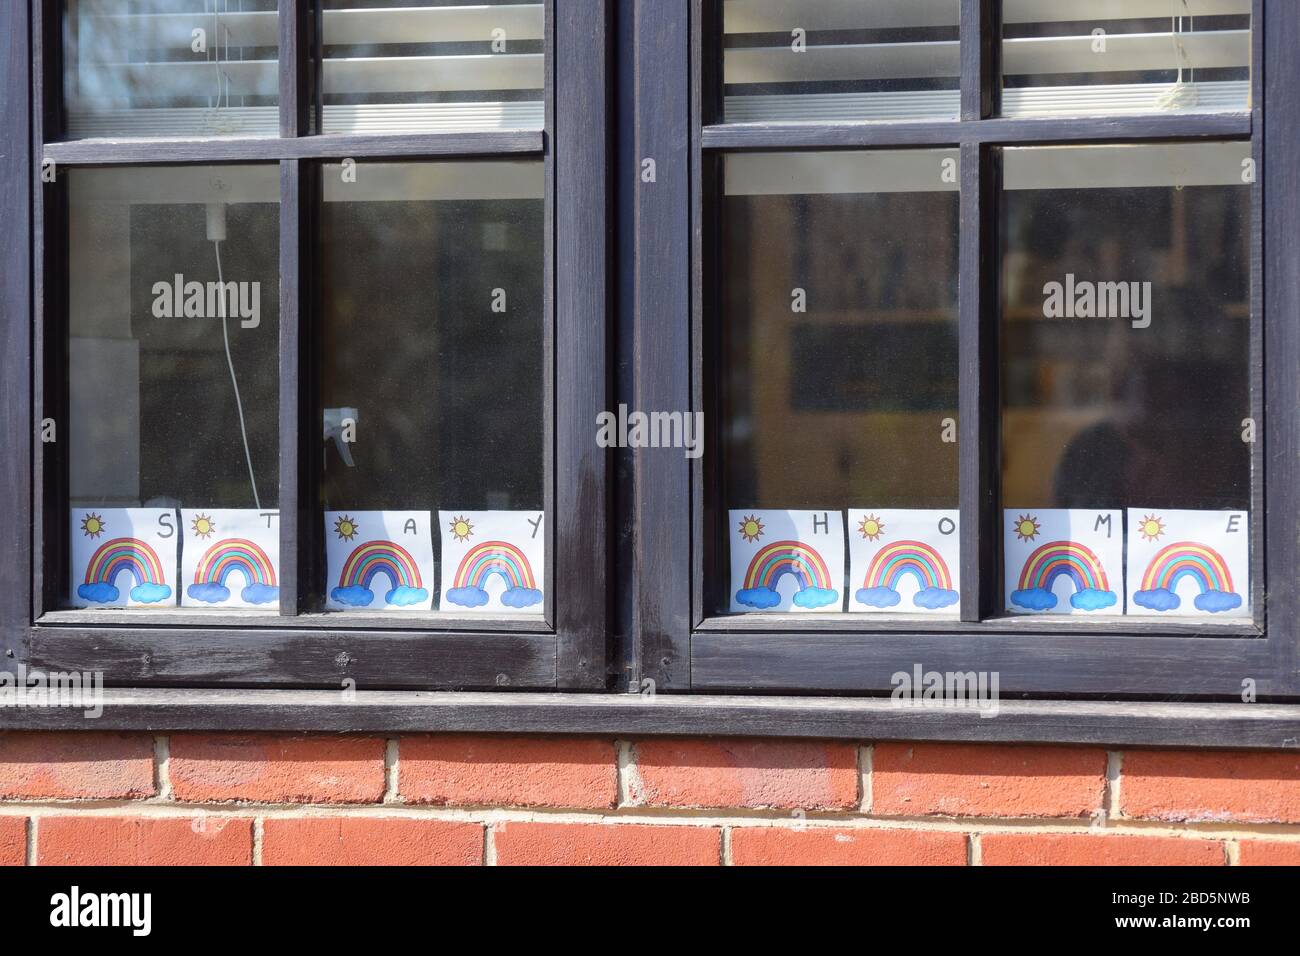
[331,585,375,607]
[1070,588,1118,612]
[1194,590,1243,613]
[736,586,782,609]
[501,586,544,608]
[915,587,960,610]
[1133,587,1181,612]
[241,584,280,605]
[1010,587,1058,611]
[129,583,173,604]
[187,582,231,604]
[792,587,840,610]
[385,586,429,607]
[856,586,902,609]
[445,585,490,608]
[77,582,120,604]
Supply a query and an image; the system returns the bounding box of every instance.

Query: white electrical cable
[213,238,262,510]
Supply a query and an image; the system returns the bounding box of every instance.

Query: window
[627,0,1297,700]
[21,0,610,689]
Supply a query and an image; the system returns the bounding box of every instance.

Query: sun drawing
[1138,514,1166,542]
[80,513,105,539]
[191,514,217,539]
[858,514,885,541]
[334,515,359,541]
[1013,514,1041,542]
[449,515,474,543]
[738,515,764,543]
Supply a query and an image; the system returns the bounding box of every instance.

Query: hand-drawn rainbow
[1010,540,1117,612]
[856,540,959,610]
[736,540,839,610]
[77,538,172,604]
[331,540,428,607]
[188,538,279,605]
[444,541,543,609]
[1132,541,1242,613]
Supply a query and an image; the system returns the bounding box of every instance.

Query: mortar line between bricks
[721,826,732,866]
[968,832,980,866]
[383,738,400,804]
[154,735,172,801]
[859,744,872,813]
[484,823,496,866]
[1105,750,1123,820]
[25,817,35,866]
[1225,839,1240,865]
[615,739,641,807]
[253,817,264,866]
[3,802,1300,839]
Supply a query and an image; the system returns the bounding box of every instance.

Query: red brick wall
[1,733,1299,866]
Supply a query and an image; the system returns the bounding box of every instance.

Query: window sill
[2,689,1298,749]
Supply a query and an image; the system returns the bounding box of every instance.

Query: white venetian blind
[63,0,544,140]
[721,0,1251,124]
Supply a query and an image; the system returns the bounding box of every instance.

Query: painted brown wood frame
[13,0,613,690]
[668,0,1300,698]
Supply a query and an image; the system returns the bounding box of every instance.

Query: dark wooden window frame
[626,0,1300,700]
[2,0,612,692]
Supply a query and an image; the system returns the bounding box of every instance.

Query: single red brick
[169,734,385,804]
[631,739,858,810]
[981,833,1224,866]
[400,736,616,808]
[1238,841,1300,866]
[0,732,155,800]
[37,815,253,866]
[873,743,1106,818]
[1120,750,1300,824]
[732,827,966,866]
[493,822,719,866]
[0,817,26,866]
[262,817,482,866]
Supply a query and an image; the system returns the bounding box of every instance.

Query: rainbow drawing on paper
[856,540,959,610]
[187,538,279,605]
[1132,541,1242,613]
[1010,540,1117,612]
[331,540,428,607]
[736,540,839,610]
[444,541,543,609]
[77,538,172,604]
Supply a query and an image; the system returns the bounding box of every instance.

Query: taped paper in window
[324,511,434,611]
[179,509,280,609]
[1003,509,1123,615]
[1126,509,1249,618]
[729,509,845,613]
[69,507,179,608]
[438,511,545,615]
[848,510,959,615]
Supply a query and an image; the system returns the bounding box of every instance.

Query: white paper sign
[69,507,179,608]
[437,510,546,614]
[1126,508,1249,618]
[729,509,845,613]
[848,510,960,615]
[324,511,434,612]
[1003,509,1123,615]
[179,509,280,609]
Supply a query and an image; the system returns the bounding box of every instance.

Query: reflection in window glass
[1001,0,1251,118]
[717,150,960,615]
[64,1,280,139]
[66,165,280,611]
[320,0,544,133]
[722,0,960,123]
[320,161,545,615]
[1001,143,1252,618]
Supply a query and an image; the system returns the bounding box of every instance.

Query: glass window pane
[722,0,960,124]
[1001,0,1251,118]
[320,161,545,616]
[67,165,280,611]
[716,150,960,617]
[319,1,544,134]
[1001,142,1252,619]
[64,1,280,139]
